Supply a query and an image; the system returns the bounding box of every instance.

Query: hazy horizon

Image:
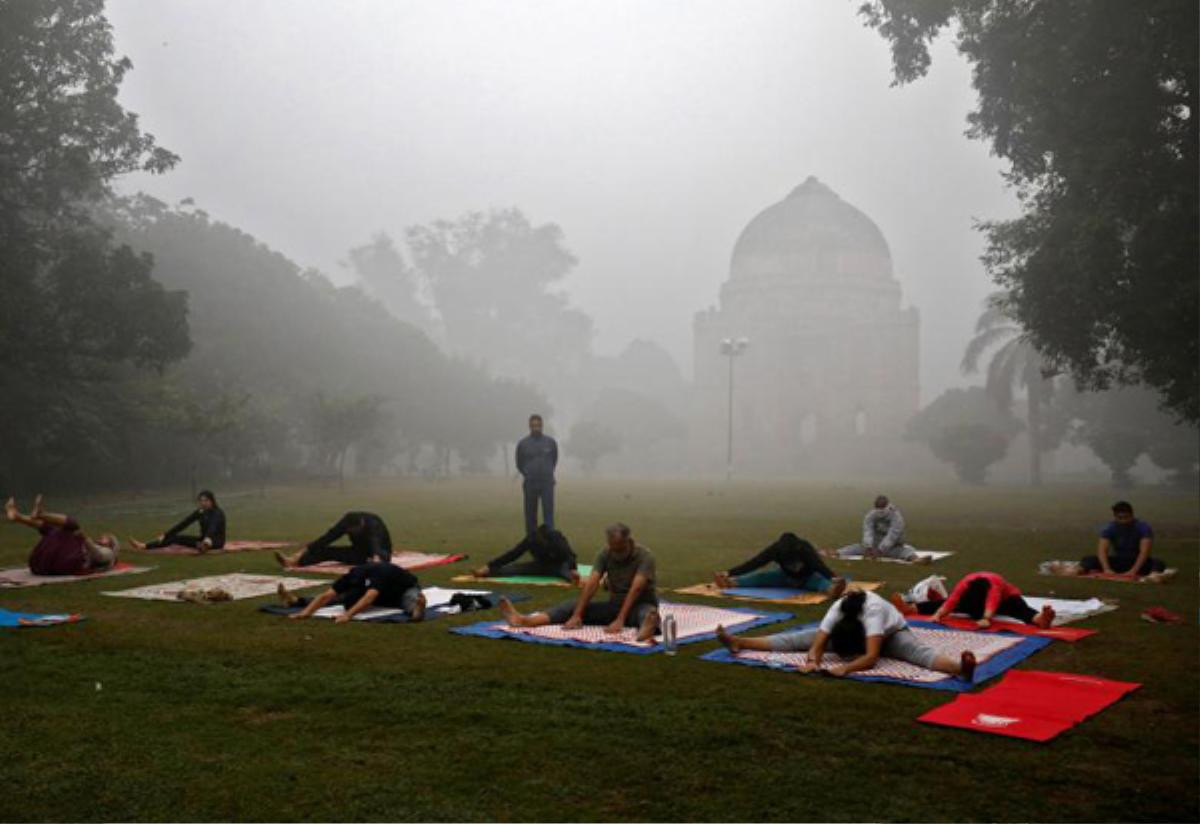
[108,0,1021,401]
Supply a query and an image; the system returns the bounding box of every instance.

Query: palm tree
[961,292,1058,486]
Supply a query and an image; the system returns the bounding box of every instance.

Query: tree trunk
[1027,379,1043,486]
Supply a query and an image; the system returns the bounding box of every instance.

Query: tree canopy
[861,0,1199,422]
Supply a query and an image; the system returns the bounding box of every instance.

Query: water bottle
[662,614,678,655]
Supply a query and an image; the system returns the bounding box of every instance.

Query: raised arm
[164,510,200,539]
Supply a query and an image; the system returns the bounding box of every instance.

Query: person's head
[873,494,890,510]
[346,514,369,535]
[197,490,217,510]
[96,534,120,552]
[829,589,868,657]
[529,414,544,435]
[964,576,991,602]
[604,522,633,557]
[1111,501,1135,524]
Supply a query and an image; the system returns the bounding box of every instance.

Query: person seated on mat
[498,522,660,641]
[278,561,426,624]
[892,571,1056,629]
[129,490,226,552]
[5,495,120,575]
[1077,501,1164,578]
[472,524,580,584]
[274,511,392,569]
[715,587,976,681]
[830,495,928,563]
[714,532,846,596]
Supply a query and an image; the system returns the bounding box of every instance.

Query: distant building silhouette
[691,177,920,475]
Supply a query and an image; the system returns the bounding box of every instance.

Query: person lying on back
[5,495,119,575]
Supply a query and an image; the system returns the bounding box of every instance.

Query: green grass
[1,479,1196,822]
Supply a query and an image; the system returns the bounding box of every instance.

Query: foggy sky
[107,0,1020,401]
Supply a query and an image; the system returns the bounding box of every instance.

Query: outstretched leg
[498,597,553,628]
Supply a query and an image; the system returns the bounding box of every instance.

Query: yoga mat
[0,562,151,589]
[839,549,954,563]
[299,551,467,576]
[674,580,883,606]
[918,670,1142,741]
[133,539,290,556]
[700,620,1052,692]
[1039,561,1178,583]
[450,564,594,587]
[259,588,529,622]
[103,573,325,602]
[931,614,1096,642]
[452,601,792,655]
[0,608,84,628]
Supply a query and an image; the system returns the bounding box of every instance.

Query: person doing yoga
[278,561,426,623]
[498,522,660,641]
[275,511,392,569]
[5,495,119,575]
[130,490,226,552]
[714,532,845,594]
[472,524,579,584]
[716,587,976,680]
[892,571,1055,628]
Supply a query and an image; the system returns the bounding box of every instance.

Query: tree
[962,291,1061,485]
[566,421,622,475]
[1145,417,1200,490]
[907,387,1021,484]
[861,0,1199,423]
[306,393,389,490]
[345,232,435,335]
[0,0,188,489]
[1067,385,1177,488]
[405,208,593,385]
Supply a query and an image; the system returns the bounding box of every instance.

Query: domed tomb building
[691,177,920,475]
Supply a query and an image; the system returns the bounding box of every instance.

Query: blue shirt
[1100,519,1153,559]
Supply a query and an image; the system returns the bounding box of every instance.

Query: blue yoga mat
[699,620,1053,692]
[451,606,793,655]
[0,608,83,628]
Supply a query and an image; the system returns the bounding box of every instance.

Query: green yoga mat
[453,564,592,585]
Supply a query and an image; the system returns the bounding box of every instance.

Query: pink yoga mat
[299,551,467,575]
[0,561,151,588]
[136,539,290,556]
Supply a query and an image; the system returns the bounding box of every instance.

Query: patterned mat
[299,551,467,575]
[132,539,290,556]
[0,562,152,589]
[103,573,326,602]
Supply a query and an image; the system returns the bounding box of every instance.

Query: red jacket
[941,572,1022,616]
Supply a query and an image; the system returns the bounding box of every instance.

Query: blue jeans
[523,481,555,536]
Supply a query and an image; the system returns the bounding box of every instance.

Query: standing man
[516,413,558,536]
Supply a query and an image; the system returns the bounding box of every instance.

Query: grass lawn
[1,479,1196,822]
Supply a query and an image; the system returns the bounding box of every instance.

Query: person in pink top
[893,571,1055,629]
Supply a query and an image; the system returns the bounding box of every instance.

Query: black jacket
[308,512,392,562]
[166,507,227,549]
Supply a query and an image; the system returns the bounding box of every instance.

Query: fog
[106,0,1018,398]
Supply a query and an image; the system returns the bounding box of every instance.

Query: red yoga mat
[918,670,1141,742]
[933,614,1097,642]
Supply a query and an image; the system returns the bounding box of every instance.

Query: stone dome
[730,176,893,281]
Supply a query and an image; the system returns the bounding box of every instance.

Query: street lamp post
[720,336,749,480]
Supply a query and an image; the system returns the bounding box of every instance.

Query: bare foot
[471,565,490,578]
[499,596,523,627]
[30,494,44,519]
[409,593,427,623]
[637,608,661,643]
[828,577,847,600]
[4,497,18,522]
[911,554,932,566]
[273,550,294,570]
[129,537,147,551]
[713,572,735,588]
[1033,605,1056,629]
[277,582,298,607]
[569,570,582,587]
[715,624,741,652]
[959,650,977,682]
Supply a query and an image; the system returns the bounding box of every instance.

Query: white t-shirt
[819,590,907,638]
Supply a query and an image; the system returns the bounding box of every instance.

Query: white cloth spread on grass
[103,573,325,601]
[311,586,493,621]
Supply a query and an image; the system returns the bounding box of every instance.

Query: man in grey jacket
[833,495,927,563]
[516,414,558,536]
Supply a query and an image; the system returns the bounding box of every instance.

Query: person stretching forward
[499,522,660,641]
